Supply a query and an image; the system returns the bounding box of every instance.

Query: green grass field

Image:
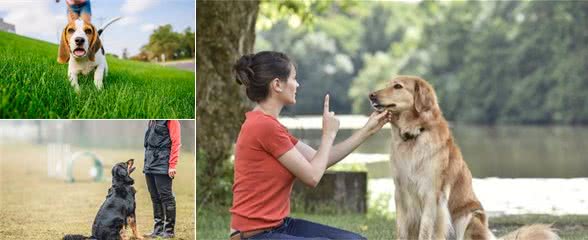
[0,144,194,240]
[198,202,588,239]
[0,31,195,118]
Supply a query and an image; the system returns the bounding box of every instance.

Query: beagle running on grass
[57,17,120,91]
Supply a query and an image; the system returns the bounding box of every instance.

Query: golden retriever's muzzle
[369,92,396,112]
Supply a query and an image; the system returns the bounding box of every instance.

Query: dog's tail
[97,16,122,36]
[497,224,559,240]
[63,234,93,240]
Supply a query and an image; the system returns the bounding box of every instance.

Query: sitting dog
[369,76,559,240]
[63,159,143,240]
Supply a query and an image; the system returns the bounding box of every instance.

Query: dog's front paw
[400,127,425,141]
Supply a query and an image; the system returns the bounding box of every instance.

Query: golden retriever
[369,76,559,240]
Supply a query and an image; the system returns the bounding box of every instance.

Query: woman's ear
[271,78,283,93]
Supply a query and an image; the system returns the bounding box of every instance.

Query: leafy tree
[142,24,181,61]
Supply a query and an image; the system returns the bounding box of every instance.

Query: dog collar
[400,127,425,141]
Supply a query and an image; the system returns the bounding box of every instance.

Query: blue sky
[0,0,195,57]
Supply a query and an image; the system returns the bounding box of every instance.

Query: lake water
[283,115,588,214]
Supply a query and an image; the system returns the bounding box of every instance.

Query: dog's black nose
[369,92,377,101]
[75,37,85,45]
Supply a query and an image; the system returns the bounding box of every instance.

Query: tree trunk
[196,0,259,207]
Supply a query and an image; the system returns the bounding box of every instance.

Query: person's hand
[322,94,340,140]
[168,168,176,179]
[363,111,391,136]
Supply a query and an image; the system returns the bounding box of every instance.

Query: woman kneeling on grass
[229,51,390,240]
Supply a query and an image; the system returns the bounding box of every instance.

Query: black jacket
[143,120,171,174]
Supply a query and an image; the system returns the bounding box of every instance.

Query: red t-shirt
[230,110,299,232]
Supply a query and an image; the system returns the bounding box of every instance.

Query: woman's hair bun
[234,54,255,87]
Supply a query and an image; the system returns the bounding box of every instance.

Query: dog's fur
[63,159,142,240]
[58,19,107,91]
[369,76,559,240]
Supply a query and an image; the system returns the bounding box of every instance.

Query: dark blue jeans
[246,217,366,240]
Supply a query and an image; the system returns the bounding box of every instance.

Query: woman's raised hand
[322,94,340,140]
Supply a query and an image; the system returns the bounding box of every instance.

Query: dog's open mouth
[127,159,136,174]
[371,102,397,112]
[73,48,86,57]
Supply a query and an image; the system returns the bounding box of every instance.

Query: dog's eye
[67,28,75,34]
[84,29,92,34]
[394,84,403,89]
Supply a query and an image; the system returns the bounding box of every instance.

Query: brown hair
[234,51,294,102]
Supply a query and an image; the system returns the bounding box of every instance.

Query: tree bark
[196,0,259,206]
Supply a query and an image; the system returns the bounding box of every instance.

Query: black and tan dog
[64,159,143,240]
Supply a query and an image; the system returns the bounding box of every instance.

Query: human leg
[154,174,175,238]
[144,174,164,238]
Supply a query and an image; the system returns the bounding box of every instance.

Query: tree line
[257,1,588,124]
[129,24,195,62]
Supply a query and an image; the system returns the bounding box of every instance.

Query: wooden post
[292,171,367,214]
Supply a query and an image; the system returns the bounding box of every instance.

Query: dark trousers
[247,217,366,240]
[145,173,175,207]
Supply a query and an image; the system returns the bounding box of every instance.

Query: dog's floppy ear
[414,79,436,113]
[88,23,102,62]
[57,26,70,64]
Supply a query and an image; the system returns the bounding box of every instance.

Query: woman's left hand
[363,111,390,136]
[168,168,176,179]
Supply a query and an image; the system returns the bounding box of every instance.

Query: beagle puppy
[58,19,107,91]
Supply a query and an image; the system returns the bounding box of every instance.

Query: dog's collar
[400,127,425,141]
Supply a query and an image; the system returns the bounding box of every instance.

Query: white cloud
[140,23,157,33]
[0,1,62,41]
[118,16,137,26]
[121,0,159,15]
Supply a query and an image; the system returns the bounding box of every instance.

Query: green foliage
[196,149,234,208]
[258,0,356,30]
[399,1,588,124]
[349,52,396,114]
[140,24,195,61]
[258,1,588,124]
[0,31,195,118]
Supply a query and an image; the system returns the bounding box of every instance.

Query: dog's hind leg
[464,212,492,240]
[455,210,493,240]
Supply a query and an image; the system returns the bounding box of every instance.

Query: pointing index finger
[324,94,330,113]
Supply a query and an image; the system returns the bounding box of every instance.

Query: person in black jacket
[143,120,181,239]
